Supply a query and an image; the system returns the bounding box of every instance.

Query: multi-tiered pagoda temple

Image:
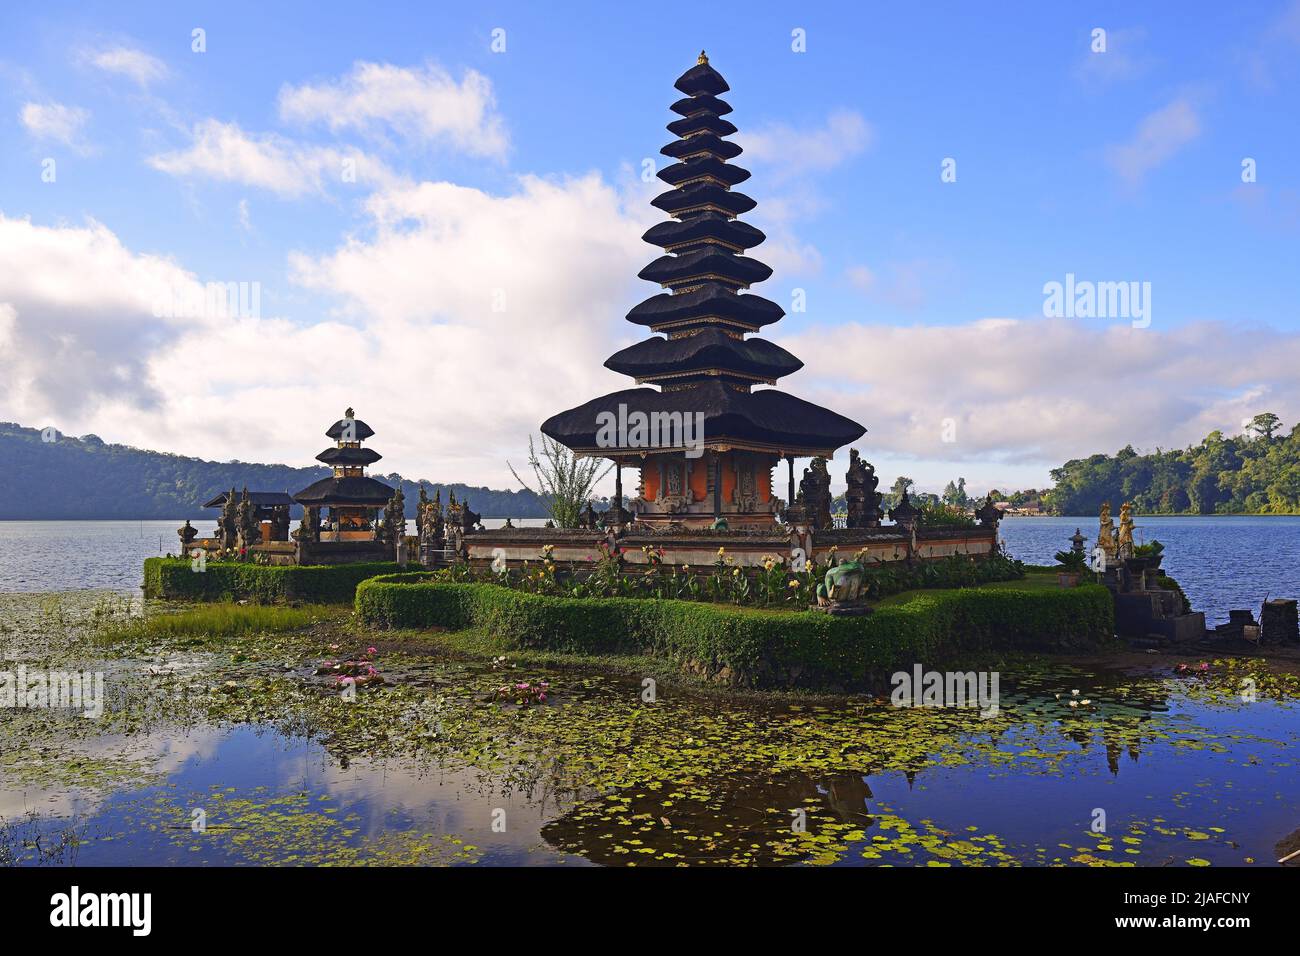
[542,53,865,528]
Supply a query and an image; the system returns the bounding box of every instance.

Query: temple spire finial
[697,50,708,65]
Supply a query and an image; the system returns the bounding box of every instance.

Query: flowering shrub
[417,549,1023,611]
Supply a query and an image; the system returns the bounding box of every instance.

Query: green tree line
[1045,413,1300,515]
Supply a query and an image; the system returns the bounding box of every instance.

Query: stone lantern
[1070,528,1086,554]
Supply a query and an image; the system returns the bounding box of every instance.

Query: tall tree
[508,434,612,529]
[1249,412,1282,442]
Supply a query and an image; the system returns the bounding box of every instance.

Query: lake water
[998,515,1300,627]
[1,592,1296,868]
[1,516,1296,626]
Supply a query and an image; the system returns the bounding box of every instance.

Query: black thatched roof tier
[604,330,803,382]
[666,114,738,139]
[315,446,383,466]
[325,417,375,441]
[541,382,865,457]
[660,134,742,161]
[642,214,765,253]
[656,157,750,188]
[674,56,730,96]
[203,491,295,508]
[638,249,772,288]
[293,475,395,507]
[669,93,731,117]
[626,285,784,331]
[651,183,755,218]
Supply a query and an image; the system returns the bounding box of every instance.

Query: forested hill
[0,423,547,520]
[1046,415,1300,515]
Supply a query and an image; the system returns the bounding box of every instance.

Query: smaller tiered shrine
[293,409,395,544]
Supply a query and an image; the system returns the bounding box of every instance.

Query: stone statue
[381,488,406,554]
[1098,502,1116,560]
[1117,501,1135,559]
[974,495,1002,528]
[236,487,259,550]
[815,559,870,616]
[418,500,440,548]
[797,457,833,530]
[270,504,291,542]
[295,505,320,544]
[219,487,239,550]
[460,498,480,532]
[416,487,430,540]
[889,490,919,532]
[845,450,867,528]
[177,519,198,557]
[444,495,474,559]
[844,450,884,529]
[445,491,461,534]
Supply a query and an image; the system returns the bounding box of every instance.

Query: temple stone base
[296,540,392,565]
[453,524,997,572]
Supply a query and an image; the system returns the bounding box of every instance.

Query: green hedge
[143,558,410,604]
[355,575,1115,688]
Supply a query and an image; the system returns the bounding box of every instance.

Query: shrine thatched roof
[293,475,395,507]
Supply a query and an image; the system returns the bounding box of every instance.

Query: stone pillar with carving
[845,450,867,529]
[799,457,833,530]
[219,488,239,551]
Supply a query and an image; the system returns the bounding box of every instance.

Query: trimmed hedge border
[143,558,411,604]
[355,574,1116,688]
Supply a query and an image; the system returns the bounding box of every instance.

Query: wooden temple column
[786,455,795,507]
[712,452,722,519]
[613,459,623,520]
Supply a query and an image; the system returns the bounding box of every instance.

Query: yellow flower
[716,547,726,557]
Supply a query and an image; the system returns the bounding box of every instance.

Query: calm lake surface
[1,593,1296,868]
[2,515,1296,626]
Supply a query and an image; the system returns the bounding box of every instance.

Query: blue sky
[2,1,1298,494]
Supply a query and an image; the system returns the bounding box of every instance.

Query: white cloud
[737,110,873,181]
[86,45,168,87]
[0,175,652,486]
[278,61,508,157]
[780,316,1300,470]
[0,214,212,418]
[147,120,395,197]
[1104,98,1201,185]
[19,101,90,148]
